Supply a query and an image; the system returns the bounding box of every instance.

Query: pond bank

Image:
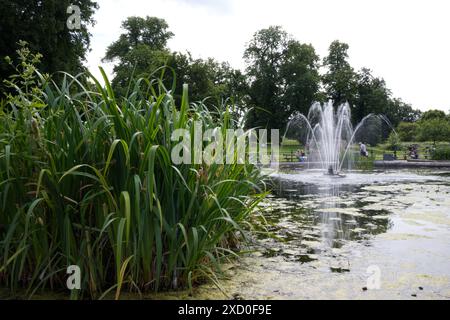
[374,160,450,169]
[266,160,450,170]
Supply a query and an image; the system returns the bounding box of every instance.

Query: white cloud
[175,0,234,13]
[86,0,450,112]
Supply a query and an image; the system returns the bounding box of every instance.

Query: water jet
[284,101,395,174]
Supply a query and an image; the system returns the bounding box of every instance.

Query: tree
[104,16,174,61]
[218,67,249,115]
[244,26,320,131]
[281,40,321,116]
[0,0,98,87]
[386,132,401,157]
[387,98,422,125]
[322,42,421,133]
[103,16,174,96]
[396,122,419,142]
[420,109,447,121]
[104,16,246,110]
[352,68,421,143]
[353,68,390,123]
[192,59,249,112]
[183,57,249,113]
[322,41,357,106]
[418,118,450,144]
[416,110,450,144]
[244,26,288,130]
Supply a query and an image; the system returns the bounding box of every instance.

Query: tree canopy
[244,26,320,130]
[322,41,357,107]
[0,2,433,142]
[420,109,447,121]
[418,118,450,144]
[101,20,427,141]
[0,0,98,85]
[103,16,247,109]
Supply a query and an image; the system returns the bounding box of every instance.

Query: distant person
[299,150,307,162]
[295,149,301,161]
[296,149,307,162]
[359,142,368,157]
[410,145,419,159]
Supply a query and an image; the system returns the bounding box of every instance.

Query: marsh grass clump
[0,46,266,299]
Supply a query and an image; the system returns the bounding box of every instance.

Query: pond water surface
[187,169,450,300]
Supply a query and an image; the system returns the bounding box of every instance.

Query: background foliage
[0,0,98,89]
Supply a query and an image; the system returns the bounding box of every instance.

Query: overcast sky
[86,0,450,112]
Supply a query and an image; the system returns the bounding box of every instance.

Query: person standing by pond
[359,142,368,157]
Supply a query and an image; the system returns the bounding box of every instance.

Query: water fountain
[242,102,450,300]
[277,101,400,248]
[283,101,392,175]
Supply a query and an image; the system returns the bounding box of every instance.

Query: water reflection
[260,177,392,264]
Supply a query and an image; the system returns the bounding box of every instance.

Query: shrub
[396,122,418,142]
[420,109,447,121]
[418,118,450,143]
[432,147,450,160]
[386,132,401,151]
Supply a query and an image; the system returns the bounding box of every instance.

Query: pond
[187,169,450,300]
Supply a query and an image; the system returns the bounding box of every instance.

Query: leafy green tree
[418,118,450,144]
[189,59,249,112]
[0,0,98,86]
[103,16,174,96]
[322,43,421,131]
[104,16,174,61]
[187,58,249,113]
[352,67,421,142]
[104,16,246,109]
[353,68,390,123]
[415,110,450,144]
[396,122,419,142]
[420,109,447,121]
[218,67,249,115]
[244,26,320,130]
[386,132,401,157]
[386,98,421,125]
[281,40,321,116]
[322,41,357,106]
[244,26,288,130]
[183,57,224,103]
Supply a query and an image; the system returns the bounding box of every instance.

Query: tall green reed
[0,46,266,299]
